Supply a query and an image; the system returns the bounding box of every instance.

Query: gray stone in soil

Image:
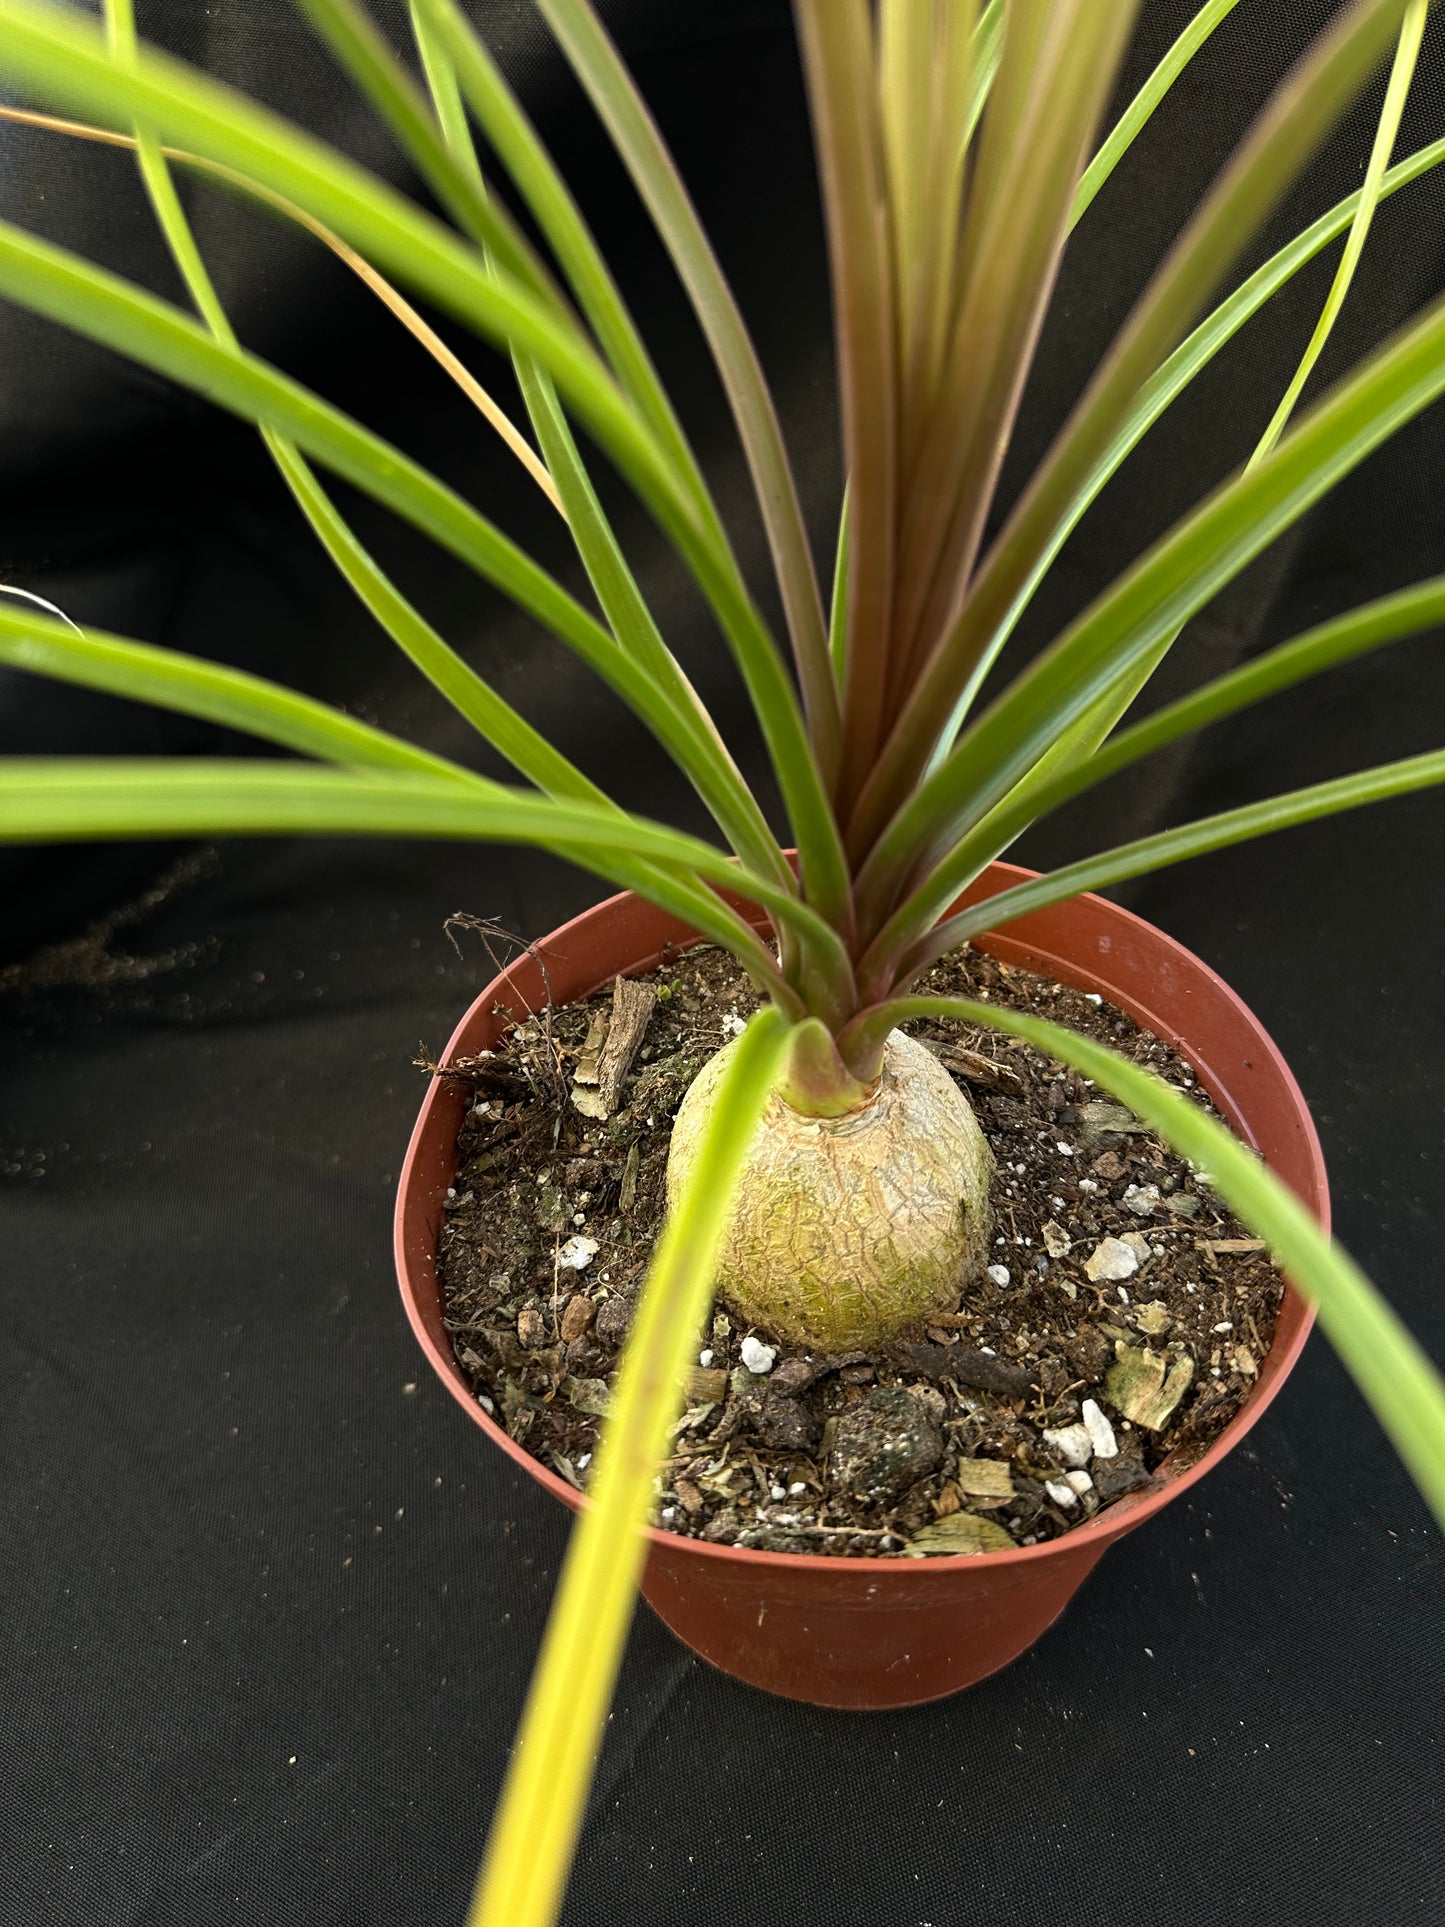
[565,1335,605,1375]
[534,1186,572,1235]
[594,1293,634,1345]
[906,1383,948,1427]
[829,1386,944,1506]
[753,1391,821,1453]
[1091,1450,1154,1505]
[1123,1184,1162,1215]
[1077,1099,1150,1150]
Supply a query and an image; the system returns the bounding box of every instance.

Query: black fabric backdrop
[2,3,1442,1922]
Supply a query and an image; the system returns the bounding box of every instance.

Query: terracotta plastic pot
[395,863,1324,1710]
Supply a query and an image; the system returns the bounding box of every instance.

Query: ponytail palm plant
[2,0,1445,1919]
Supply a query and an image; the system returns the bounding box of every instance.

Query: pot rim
[395,867,1323,1576]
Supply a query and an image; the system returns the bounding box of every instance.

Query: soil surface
[432,943,1283,1558]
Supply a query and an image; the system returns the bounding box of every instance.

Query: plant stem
[776,1016,877,1117]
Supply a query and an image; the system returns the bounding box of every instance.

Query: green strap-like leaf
[862,997,1445,1532]
[855,279,1445,941]
[852,0,1416,852]
[258,444,575,799]
[0,760,854,994]
[532,0,841,785]
[948,0,1410,717]
[410,0,715,540]
[963,0,1006,151]
[919,3,1428,880]
[922,576,1445,921]
[292,0,567,308]
[0,0,705,561]
[882,1,1139,696]
[927,129,1445,771]
[0,602,468,783]
[889,748,1445,982]
[878,0,947,389]
[827,484,851,690]
[0,0,846,934]
[61,5,772,983]
[350,0,848,913]
[1253,0,1429,461]
[1072,0,1246,226]
[0,217,787,868]
[469,1004,793,1927]
[405,11,806,945]
[3,0,832,833]
[796,0,899,796]
[511,364,803,902]
[0,592,787,982]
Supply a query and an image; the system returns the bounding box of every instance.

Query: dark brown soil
[432,942,1282,1558]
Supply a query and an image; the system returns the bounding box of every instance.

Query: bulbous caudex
[667,1023,993,1353]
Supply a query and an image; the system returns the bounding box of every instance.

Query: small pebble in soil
[517,1305,547,1348]
[1041,1221,1072,1258]
[560,1294,594,1343]
[1045,1479,1079,1508]
[986,1263,1011,1287]
[558,1234,599,1271]
[1084,1236,1139,1282]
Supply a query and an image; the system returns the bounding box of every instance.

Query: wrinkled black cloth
[2,4,1442,1923]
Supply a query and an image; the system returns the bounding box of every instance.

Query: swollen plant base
[668,1027,993,1352]
[434,943,1283,1558]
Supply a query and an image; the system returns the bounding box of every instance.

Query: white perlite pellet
[1042,1423,1093,1469]
[1081,1398,1118,1459]
[740,1334,776,1375]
